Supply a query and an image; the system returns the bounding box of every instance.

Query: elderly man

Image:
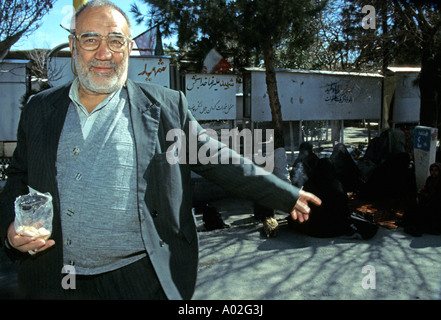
[0,0,320,299]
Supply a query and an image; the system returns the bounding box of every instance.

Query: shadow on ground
[194,198,441,300]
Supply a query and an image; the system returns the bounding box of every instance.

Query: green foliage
[131,0,326,71]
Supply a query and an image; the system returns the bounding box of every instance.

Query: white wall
[0,60,29,141]
[249,69,383,122]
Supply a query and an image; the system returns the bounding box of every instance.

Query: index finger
[301,191,322,207]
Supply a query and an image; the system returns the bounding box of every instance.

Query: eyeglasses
[67,28,132,52]
[73,32,131,52]
[61,25,131,53]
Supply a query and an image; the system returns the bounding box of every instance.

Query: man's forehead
[75,6,129,34]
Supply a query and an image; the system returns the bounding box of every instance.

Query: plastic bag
[14,187,53,240]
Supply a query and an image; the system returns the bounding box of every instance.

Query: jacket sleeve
[0,100,30,252]
[175,92,300,213]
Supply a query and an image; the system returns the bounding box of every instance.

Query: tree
[234,1,325,151]
[26,49,50,79]
[0,0,56,59]
[337,0,441,131]
[278,1,358,71]
[131,0,249,72]
[392,0,441,130]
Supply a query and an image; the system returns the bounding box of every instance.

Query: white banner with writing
[185,74,237,121]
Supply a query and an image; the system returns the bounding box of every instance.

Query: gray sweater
[56,87,146,275]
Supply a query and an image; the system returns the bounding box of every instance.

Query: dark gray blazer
[0,79,300,299]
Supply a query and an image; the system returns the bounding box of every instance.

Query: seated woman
[404,162,441,236]
[288,157,351,238]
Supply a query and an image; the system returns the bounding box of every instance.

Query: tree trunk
[419,67,439,129]
[0,30,27,59]
[419,31,439,130]
[262,41,290,182]
[262,41,285,149]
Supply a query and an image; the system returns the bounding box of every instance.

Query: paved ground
[193,198,441,300]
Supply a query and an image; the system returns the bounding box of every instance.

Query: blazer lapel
[42,84,71,179]
[126,79,161,173]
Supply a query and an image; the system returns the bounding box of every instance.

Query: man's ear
[68,36,78,76]
[128,40,134,55]
[69,36,75,58]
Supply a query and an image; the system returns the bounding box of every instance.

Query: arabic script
[138,58,167,82]
[186,75,235,91]
[189,100,235,115]
[324,81,353,104]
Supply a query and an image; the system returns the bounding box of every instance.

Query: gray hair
[71,0,132,37]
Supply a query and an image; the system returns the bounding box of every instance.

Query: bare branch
[0,0,55,57]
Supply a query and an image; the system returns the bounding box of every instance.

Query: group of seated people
[290,140,441,238]
[198,133,441,239]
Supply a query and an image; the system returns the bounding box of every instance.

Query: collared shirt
[68,78,122,139]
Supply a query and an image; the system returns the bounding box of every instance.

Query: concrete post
[413,126,438,190]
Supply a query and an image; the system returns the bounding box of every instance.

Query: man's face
[69,7,133,94]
